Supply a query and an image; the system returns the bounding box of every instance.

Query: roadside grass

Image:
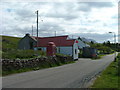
[91,54,107,60]
[92,51,115,60]
[2,61,75,76]
[90,53,120,88]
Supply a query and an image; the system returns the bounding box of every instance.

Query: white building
[33,35,78,60]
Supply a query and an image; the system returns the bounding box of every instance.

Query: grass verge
[90,53,120,88]
[91,54,107,60]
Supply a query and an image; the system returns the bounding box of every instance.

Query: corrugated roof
[32,35,75,47]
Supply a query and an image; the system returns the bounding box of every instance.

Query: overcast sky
[0,1,119,43]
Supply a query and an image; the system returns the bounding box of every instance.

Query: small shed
[82,47,98,58]
[18,34,37,50]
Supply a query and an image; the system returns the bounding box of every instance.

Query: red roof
[32,35,75,47]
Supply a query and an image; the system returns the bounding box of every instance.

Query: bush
[90,43,113,54]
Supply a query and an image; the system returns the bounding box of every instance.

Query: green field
[2,35,21,51]
[91,53,120,89]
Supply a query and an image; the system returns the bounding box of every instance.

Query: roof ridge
[32,35,68,38]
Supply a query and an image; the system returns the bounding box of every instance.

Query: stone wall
[2,55,73,71]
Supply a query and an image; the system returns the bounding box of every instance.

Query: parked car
[82,47,98,58]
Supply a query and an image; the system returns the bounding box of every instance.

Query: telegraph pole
[35,10,39,50]
[32,25,33,36]
[114,33,116,62]
[109,32,116,62]
[55,31,56,36]
[72,35,73,39]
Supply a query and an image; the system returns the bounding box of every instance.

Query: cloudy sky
[0,0,118,43]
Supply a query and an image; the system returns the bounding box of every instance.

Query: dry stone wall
[2,55,73,71]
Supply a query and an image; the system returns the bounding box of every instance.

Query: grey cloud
[15,9,35,21]
[36,22,66,36]
[77,2,114,12]
[45,14,77,20]
[87,20,100,23]
[7,22,65,37]
[86,2,114,8]
[43,2,78,20]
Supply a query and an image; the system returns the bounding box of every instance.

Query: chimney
[26,33,30,36]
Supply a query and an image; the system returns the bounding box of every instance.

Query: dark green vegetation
[91,53,120,88]
[103,41,120,52]
[89,42,114,54]
[2,35,45,59]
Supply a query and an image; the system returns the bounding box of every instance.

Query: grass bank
[90,53,120,89]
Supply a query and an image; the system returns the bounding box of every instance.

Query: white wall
[34,45,78,60]
[57,46,73,56]
[34,46,73,56]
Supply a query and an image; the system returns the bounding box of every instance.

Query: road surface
[2,54,115,88]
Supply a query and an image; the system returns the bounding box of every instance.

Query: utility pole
[72,35,73,39]
[114,33,116,62]
[32,25,33,36]
[35,10,39,50]
[109,32,116,62]
[55,31,56,36]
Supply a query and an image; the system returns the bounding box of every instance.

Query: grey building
[18,34,37,50]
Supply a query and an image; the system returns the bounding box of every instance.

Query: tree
[103,42,106,46]
[91,41,94,44]
[106,41,110,47]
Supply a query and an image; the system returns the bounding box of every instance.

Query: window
[38,48,42,50]
[59,47,60,53]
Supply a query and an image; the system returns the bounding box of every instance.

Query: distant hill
[81,37,97,43]
[69,36,97,43]
[1,35,21,52]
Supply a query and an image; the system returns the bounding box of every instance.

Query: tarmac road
[2,54,115,88]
